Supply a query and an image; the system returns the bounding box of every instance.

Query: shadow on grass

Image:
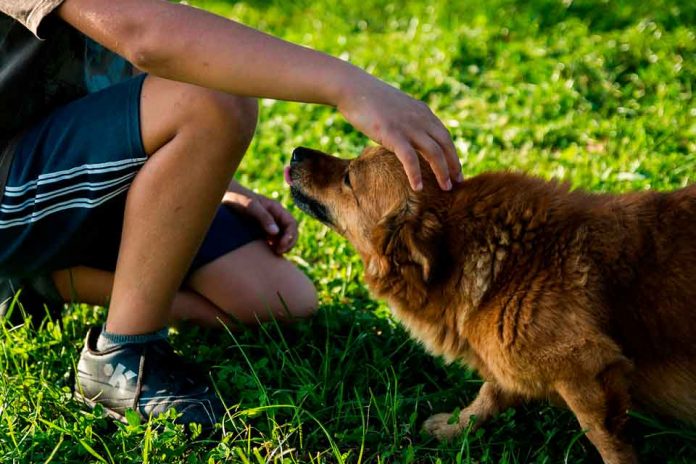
[170,300,696,463]
[2,296,695,462]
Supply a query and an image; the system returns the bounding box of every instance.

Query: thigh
[0,73,257,280]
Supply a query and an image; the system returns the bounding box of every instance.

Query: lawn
[1,0,695,462]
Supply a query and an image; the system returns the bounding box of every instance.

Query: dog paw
[422,413,463,441]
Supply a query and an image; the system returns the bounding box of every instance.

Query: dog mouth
[286,165,333,226]
[290,186,333,226]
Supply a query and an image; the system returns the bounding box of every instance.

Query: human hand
[223,184,298,255]
[336,76,462,191]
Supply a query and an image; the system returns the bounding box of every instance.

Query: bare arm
[59,0,356,104]
[57,0,461,190]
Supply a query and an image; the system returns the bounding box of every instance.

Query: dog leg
[423,381,520,441]
[554,361,636,464]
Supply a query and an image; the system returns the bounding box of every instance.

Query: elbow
[58,0,175,74]
[124,34,167,73]
[125,44,151,71]
[118,14,174,73]
[120,3,195,75]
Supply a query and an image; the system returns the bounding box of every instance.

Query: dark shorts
[0,74,263,280]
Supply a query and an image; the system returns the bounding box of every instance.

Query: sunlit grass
[1,0,695,462]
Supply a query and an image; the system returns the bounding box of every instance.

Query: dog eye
[343,172,352,188]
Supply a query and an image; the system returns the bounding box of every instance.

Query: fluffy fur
[288,146,696,464]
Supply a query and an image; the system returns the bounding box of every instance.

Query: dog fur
[288,145,696,464]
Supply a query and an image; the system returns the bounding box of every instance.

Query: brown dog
[286,145,696,464]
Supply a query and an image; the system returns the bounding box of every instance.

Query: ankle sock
[96,324,169,351]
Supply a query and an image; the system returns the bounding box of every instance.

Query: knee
[287,272,319,319]
[141,77,258,165]
[212,94,258,148]
[273,268,318,320]
[187,240,318,324]
[228,266,317,324]
[189,89,258,148]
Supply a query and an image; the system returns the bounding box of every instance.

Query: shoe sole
[73,391,219,436]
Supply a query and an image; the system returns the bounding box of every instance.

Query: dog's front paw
[422,412,464,441]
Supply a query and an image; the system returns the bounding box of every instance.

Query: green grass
[2,0,695,462]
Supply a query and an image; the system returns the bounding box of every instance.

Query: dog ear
[369,201,442,283]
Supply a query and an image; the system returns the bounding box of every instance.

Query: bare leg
[423,381,522,440]
[105,76,258,335]
[554,361,636,464]
[52,265,229,327]
[52,241,317,327]
[187,240,317,324]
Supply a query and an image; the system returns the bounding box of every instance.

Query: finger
[266,201,294,230]
[269,203,299,253]
[389,136,423,191]
[278,221,299,254]
[283,215,299,248]
[413,134,452,191]
[248,200,280,236]
[429,124,463,182]
[262,201,296,252]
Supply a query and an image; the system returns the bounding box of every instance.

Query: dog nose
[291,147,312,164]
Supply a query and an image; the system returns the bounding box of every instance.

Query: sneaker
[74,326,224,429]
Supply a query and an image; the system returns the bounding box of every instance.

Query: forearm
[57,0,371,105]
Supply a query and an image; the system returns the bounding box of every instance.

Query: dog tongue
[283,166,293,186]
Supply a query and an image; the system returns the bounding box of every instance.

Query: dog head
[286,146,451,285]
